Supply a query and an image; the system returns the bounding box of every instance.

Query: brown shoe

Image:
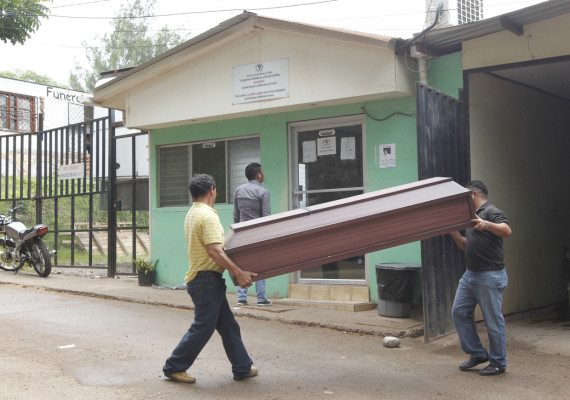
[165,371,196,384]
[233,366,259,381]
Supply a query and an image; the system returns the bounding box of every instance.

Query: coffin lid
[225,177,471,251]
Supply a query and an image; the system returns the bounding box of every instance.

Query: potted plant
[133,257,158,286]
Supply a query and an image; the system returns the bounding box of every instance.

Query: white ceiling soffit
[489,58,570,102]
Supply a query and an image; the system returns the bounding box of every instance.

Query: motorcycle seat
[21,227,35,239]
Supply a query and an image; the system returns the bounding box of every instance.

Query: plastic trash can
[376,263,421,318]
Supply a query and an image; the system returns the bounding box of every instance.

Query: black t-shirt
[465,202,509,272]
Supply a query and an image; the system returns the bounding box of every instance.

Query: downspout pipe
[395,2,444,55]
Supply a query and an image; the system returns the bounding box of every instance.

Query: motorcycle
[0,205,56,277]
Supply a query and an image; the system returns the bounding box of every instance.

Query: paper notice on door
[379,144,396,168]
[302,141,317,163]
[317,137,336,156]
[340,137,356,160]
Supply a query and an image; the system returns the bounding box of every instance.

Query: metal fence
[0,112,149,276]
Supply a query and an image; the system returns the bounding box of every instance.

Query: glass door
[289,115,366,283]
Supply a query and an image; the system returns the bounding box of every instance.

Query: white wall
[469,72,570,313]
[123,28,414,129]
[463,13,570,70]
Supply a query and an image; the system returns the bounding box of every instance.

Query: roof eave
[413,0,570,57]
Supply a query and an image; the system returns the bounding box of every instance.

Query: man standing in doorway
[450,180,512,376]
[233,162,272,306]
[163,174,258,383]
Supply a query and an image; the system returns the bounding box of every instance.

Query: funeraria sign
[46,87,85,104]
[232,59,289,105]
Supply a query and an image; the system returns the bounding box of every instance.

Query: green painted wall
[150,96,421,302]
[360,99,421,303]
[427,52,463,99]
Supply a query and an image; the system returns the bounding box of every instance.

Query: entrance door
[289,115,365,283]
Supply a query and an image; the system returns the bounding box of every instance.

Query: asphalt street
[1,284,569,400]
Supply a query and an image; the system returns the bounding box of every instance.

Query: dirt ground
[1,283,569,400]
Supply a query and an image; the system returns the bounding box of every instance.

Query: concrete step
[288,283,370,302]
[274,298,376,312]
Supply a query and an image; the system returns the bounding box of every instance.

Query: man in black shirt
[450,180,512,376]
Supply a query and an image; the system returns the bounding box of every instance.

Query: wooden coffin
[224,177,474,281]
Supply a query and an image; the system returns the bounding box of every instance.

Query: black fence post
[108,110,118,278]
[36,132,42,224]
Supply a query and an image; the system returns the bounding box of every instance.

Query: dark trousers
[163,271,253,376]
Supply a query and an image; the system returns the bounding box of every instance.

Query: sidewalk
[0,269,424,337]
[1,269,569,357]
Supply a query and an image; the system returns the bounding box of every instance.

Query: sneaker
[233,366,259,381]
[165,371,196,384]
[237,300,248,306]
[257,300,272,306]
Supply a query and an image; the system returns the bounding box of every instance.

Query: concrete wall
[150,96,420,301]
[469,72,570,313]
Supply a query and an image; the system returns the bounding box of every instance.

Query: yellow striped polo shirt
[184,202,225,283]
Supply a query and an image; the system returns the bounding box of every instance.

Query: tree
[69,0,188,92]
[0,0,51,45]
[0,69,66,87]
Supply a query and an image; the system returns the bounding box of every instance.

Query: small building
[91,12,419,310]
[91,2,570,338]
[411,0,570,321]
[0,76,149,203]
[0,77,100,133]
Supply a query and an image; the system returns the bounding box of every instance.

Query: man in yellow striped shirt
[163,174,258,384]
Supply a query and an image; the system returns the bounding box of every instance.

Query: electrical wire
[6,0,340,19]
[49,0,112,9]
[361,105,415,122]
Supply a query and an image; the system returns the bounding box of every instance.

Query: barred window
[158,136,260,207]
[0,92,36,132]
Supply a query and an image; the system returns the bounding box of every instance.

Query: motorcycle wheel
[32,241,52,277]
[0,246,16,271]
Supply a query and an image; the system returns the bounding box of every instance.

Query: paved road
[0,285,568,400]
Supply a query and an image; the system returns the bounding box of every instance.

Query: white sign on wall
[302,141,317,163]
[59,163,84,180]
[340,137,356,160]
[317,137,336,156]
[379,144,396,168]
[233,59,289,104]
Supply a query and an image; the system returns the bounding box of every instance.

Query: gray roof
[412,0,570,56]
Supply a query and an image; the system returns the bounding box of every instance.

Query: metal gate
[0,111,149,276]
[416,82,470,342]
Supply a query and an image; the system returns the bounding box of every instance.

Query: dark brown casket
[224,177,474,281]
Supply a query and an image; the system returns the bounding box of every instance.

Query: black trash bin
[376,263,421,317]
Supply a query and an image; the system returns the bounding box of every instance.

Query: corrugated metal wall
[416,82,470,342]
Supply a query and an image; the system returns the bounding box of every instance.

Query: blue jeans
[237,279,267,303]
[163,271,253,376]
[452,269,508,369]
